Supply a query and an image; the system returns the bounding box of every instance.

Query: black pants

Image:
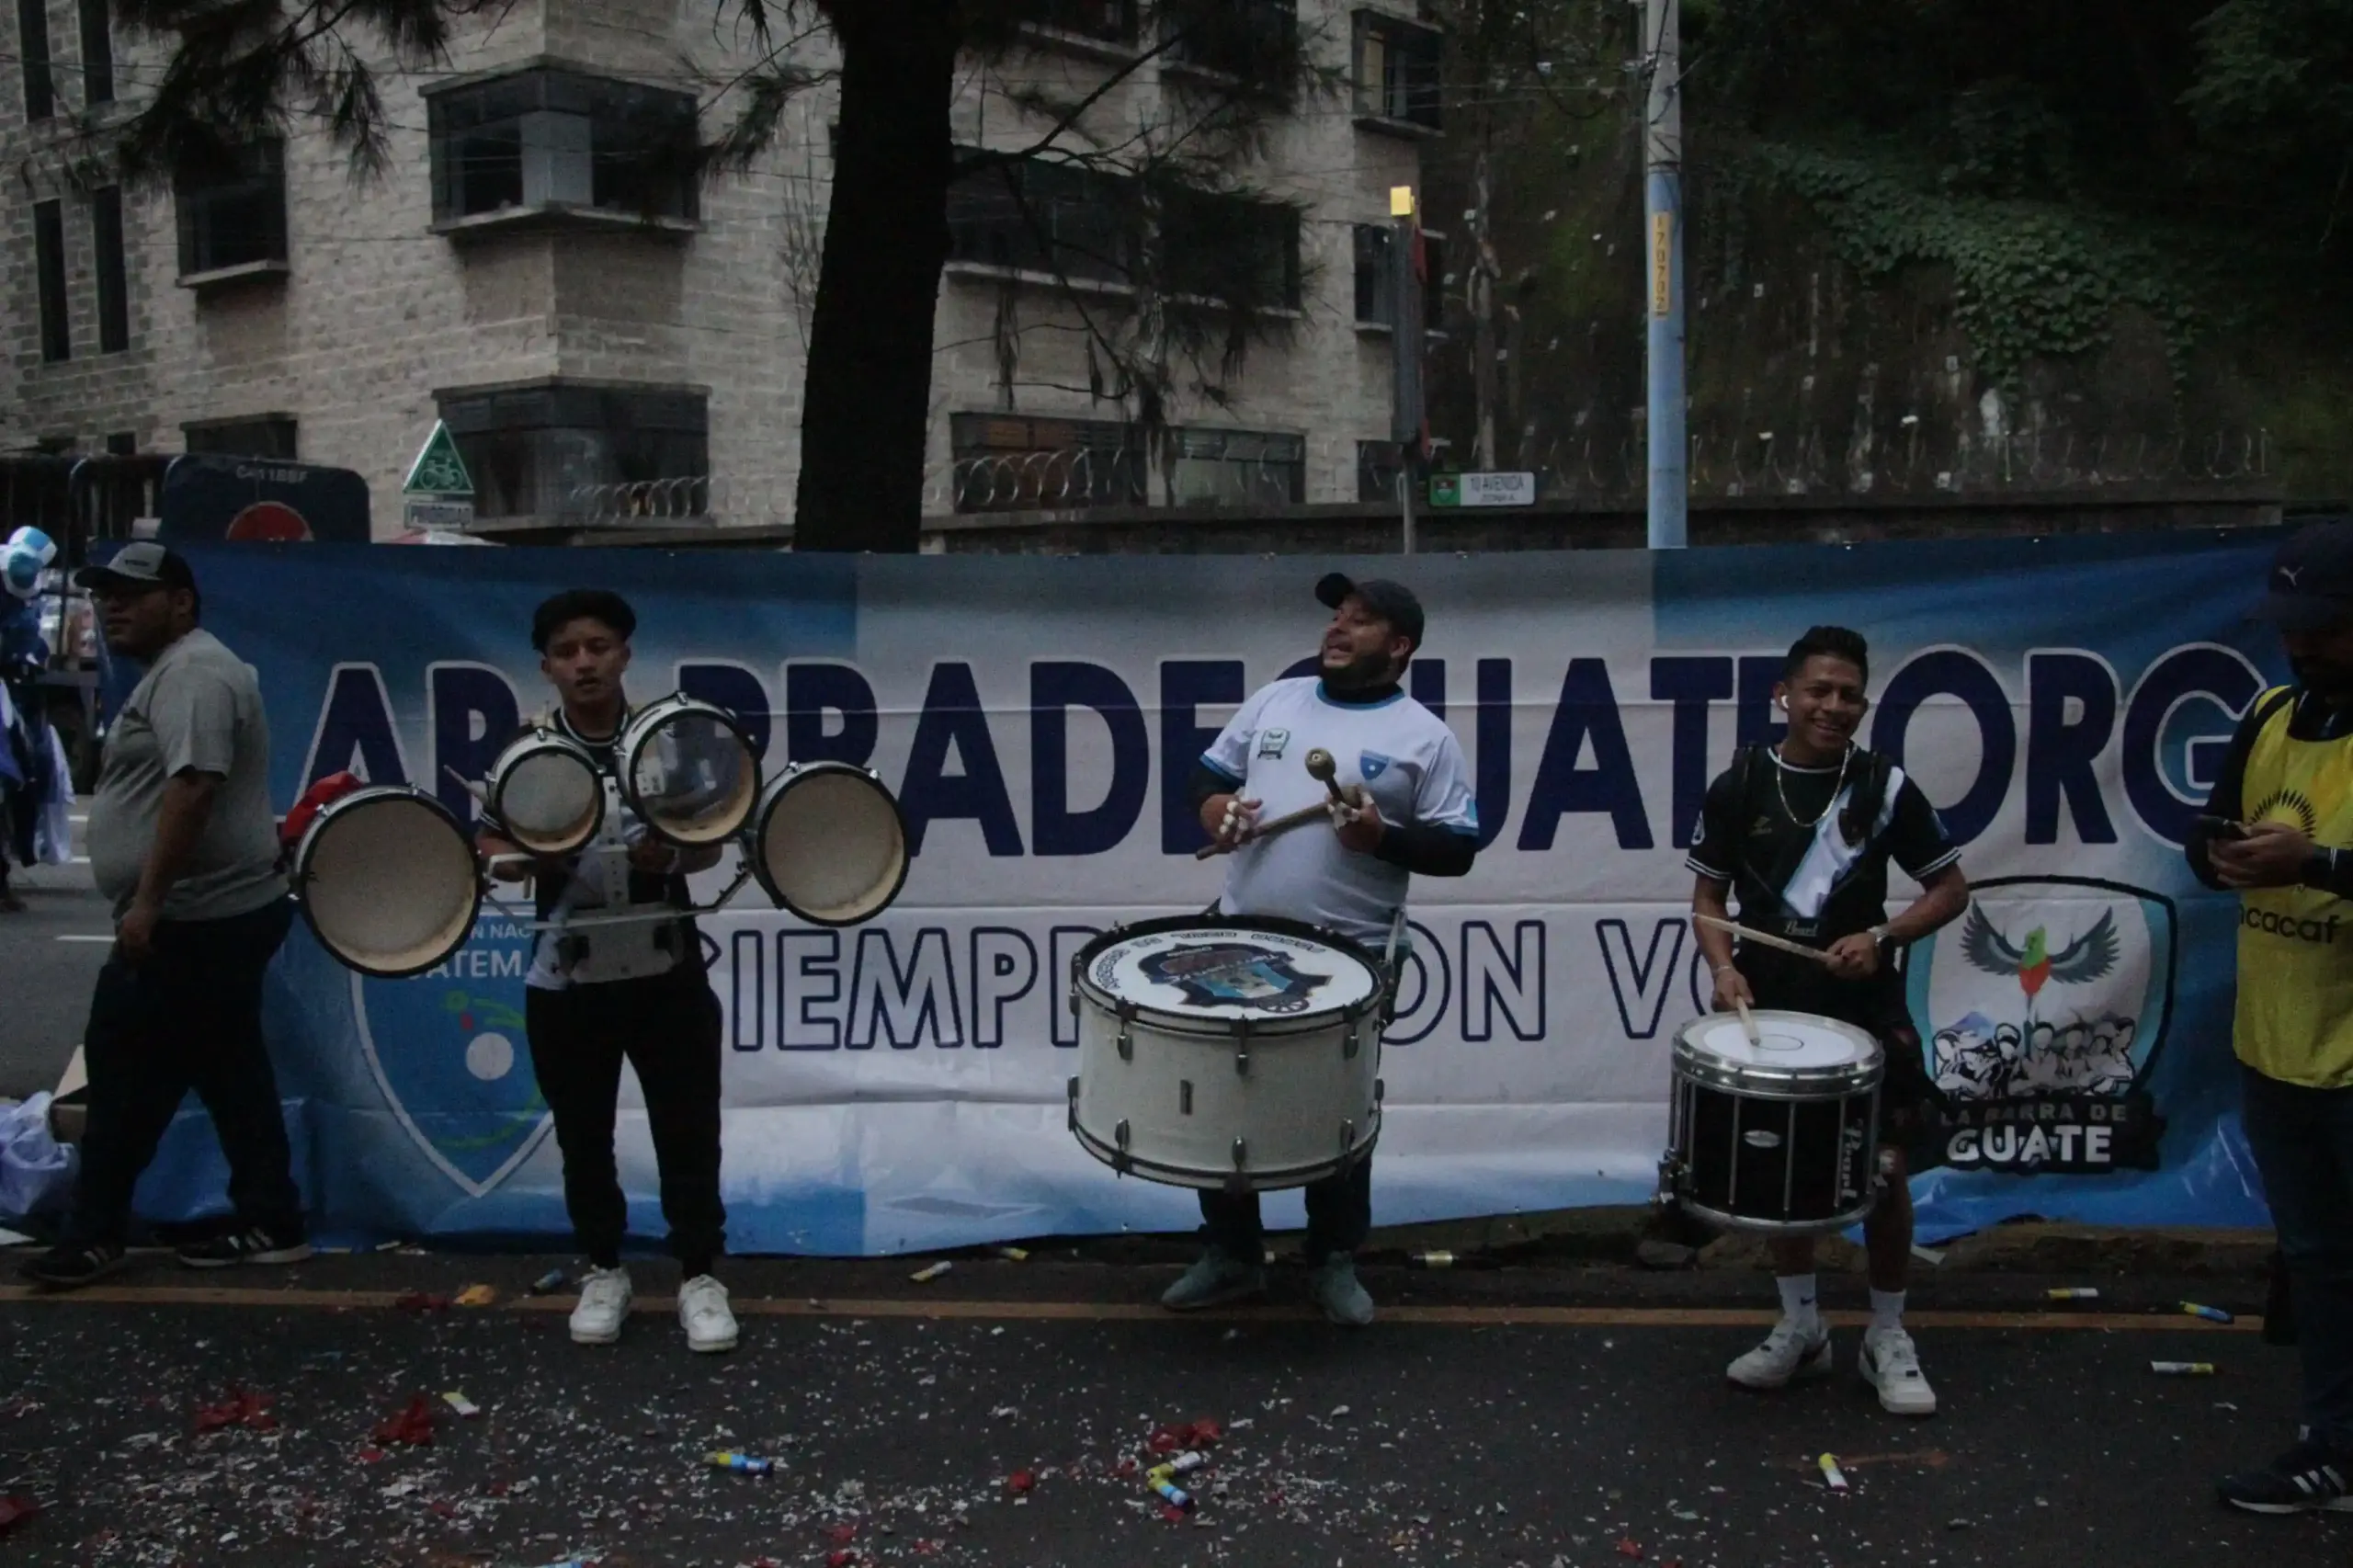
[1198,1159,1374,1263]
[526,966,725,1274]
[66,898,302,1245]
[2240,1064,2353,1454]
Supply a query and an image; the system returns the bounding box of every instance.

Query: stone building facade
[1,0,1442,535]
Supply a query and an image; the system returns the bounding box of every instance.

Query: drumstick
[1734,996,1761,1045]
[1694,913,1835,966]
[1191,799,1330,860]
[1306,748,1346,805]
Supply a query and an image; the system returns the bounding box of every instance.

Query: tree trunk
[791,2,963,552]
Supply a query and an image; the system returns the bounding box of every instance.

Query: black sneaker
[20,1240,127,1290]
[176,1226,313,1270]
[2218,1438,2353,1515]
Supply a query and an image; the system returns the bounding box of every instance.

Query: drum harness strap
[1724,741,1895,941]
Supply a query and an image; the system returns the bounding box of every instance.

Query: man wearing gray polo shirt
[22,543,309,1289]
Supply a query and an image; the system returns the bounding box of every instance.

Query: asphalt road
[2,811,106,1100]
[0,1256,2340,1568]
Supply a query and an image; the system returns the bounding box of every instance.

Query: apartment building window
[1353,8,1442,133]
[34,199,68,362]
[1017,0,1137,45]
[176,141,289,278]
[426,66,699,225]
[949,413,1147,513]
[1160,0,1299,88]
[1164,187,1302,310]
[438,381,709,520]
[17,0,53,120]
[79,0,111,104]
[1168,427,1304,506]
[1358,438,1409,501]
[184,415,299,460]
[92,186,128,352]
[1352,222,1444,332]
[947,153,1135,285]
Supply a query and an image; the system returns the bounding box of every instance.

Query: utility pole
[1643,0,1687,549]
[1390,185,1427,556]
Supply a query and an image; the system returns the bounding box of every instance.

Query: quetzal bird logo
[1958,904,2120,1012]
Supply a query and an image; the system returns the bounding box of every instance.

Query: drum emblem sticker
[1905,876,2176,1176]
[1139,942,1329,1014]
[351,915,552,1196]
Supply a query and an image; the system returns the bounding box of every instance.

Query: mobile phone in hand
[2197,814,2247,837]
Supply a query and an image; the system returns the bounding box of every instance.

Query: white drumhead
[300,790,480,976]
[1683,1011,1878,1070]
[1086,925,1381,1021]
[621,699,759,845]
[755,763,908,926]
[491,735,601,855]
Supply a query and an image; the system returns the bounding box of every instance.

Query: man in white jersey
[1160,574,1480,1325]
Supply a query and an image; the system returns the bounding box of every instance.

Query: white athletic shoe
[1859,1325,1938,1415]
[678,1275,739,1354]
[569,1265,632,1346]
[1727,1317,1834,1389]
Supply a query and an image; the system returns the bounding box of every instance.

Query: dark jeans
[1198,1157,1373,1264]
[2240,1063,2353,1453]
[65,897,302,1245]
[526,966,725,1275]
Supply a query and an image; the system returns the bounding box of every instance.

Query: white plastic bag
[0,1094,77,1221]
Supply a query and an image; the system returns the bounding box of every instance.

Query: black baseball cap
[74,540,198,595]
[2253,523,2353,632]
[1315,572,1425,652]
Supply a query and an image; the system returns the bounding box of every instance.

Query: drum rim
[1073,913,1386,1034]
[1677,1194,1880,1236]
[616,694,764,848]
[293,785,484,979]
[486,727,604,855]
[1673,1010,1883,1093]
[1673,1048,1886,1098]
[1070,1108,1381,1191]
[749,759,910,927]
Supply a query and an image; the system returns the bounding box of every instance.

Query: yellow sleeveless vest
[2234,687,2353,1087]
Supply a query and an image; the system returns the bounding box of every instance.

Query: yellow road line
[0,1285,2263,1332]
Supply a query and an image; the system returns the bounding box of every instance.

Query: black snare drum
[1661,1009,1882,1233]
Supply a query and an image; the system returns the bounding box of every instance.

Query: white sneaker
[569,1265,632,1346]
[1859,1325,1938,1415]
[1727,1316,1834,1389]
[678,1275,739,1354]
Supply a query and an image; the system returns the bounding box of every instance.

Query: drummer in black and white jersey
[1163,573,1481,1326]
[478,590,737,1356]
[1688,626,1970,1415]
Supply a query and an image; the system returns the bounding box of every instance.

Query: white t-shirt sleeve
[1199,684,1267,783]
[1415,728,1481,836]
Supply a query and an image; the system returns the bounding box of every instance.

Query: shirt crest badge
[1256,728,1290,759]
[1359,751,1392,781]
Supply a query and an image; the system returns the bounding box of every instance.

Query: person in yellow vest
[2188,521,2353,1516]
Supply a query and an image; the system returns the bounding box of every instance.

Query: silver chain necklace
[1773,744,1853,829]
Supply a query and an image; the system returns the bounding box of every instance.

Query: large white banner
[124,535,2275,1252]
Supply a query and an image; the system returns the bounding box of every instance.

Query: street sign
[1429,472,1536,508]
[403,421,474,497]
[404,497,475,531]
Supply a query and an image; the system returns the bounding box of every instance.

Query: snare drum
[1067,916,1386,1191]
[1662,1010,1884,1233]
[617,694,762,846]
[750,761,909,926]
[485,727,604,855]
[292,786,483,978]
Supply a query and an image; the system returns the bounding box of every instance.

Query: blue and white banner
[124,531,2283,1253]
